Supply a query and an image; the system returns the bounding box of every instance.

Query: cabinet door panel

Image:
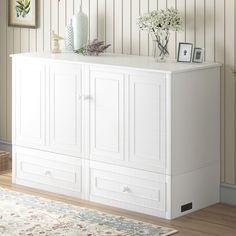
[129,74,166,172]
[49,63,82,157]
[15,60,46,147]
[90,70,125,162]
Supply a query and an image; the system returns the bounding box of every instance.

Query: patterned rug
[0,188,177,236]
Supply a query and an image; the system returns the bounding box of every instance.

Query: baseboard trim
[220,183,236,205]
[0,141,12,157]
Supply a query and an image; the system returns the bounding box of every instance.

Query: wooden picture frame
[177,42,193,63]
[8,0,37,28]
[192,48,204,63]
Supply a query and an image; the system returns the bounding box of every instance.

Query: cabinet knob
[82,95,90,101]
[77,94,91,101]
[121,185,130,193]
[44,170,51,176]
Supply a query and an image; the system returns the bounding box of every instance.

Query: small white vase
[72,5,88,50]
[65,19,74,51]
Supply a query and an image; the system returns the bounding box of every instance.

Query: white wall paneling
[131,0,140,55]
[0,0,7,141]
[215,0,225,182]
[195,0,205,51]
[139,0,149,56]
[0,0,235,185]
[122,0,131,54]
[148,0,158,56]
[224,0,236,184]
[185,0,195,44]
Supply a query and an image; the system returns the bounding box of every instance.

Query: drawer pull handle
[122,186,130,193]
[77,94,92,101]
[82,95,90,101]
[44,170,51,176]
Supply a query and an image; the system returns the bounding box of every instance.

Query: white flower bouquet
[137,8,183,61]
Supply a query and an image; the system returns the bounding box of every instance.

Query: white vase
[65,19,74,51]
[72,5,88,50]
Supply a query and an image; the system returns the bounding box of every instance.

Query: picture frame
[192,48,204,63]
[8,0,37,28]
[177,42,193,63]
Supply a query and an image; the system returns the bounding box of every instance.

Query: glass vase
[152,31,170,62]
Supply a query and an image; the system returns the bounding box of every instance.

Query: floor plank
[1,171,236,236]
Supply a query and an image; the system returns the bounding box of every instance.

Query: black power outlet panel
[181,202,193,212]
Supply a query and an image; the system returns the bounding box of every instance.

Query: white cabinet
[89,68,125,163]
[89,161,166,218]
[89,68,166,173]
[14,60,84,157]
[14,146,83,198]
[12,53,221,219]
[128,72,166,173]
[14,60,46,148]
[49,63,83,157]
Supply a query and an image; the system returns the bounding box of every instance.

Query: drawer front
[89,162,166,217]
[14,147,83,197]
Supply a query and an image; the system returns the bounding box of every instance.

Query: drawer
[14,147,83,198]
[89,161,166,217]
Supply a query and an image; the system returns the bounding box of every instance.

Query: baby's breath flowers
[137,8,183,60]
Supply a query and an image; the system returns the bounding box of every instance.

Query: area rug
[0,188,177,236]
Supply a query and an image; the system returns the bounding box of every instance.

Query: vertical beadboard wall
[0,0,235,185]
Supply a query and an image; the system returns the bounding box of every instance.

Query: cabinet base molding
[170,162,220,219]
[220,183,236,206]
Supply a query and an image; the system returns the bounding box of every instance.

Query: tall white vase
[72,5,88,50]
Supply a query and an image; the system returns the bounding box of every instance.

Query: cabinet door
[15,59,46,147]
[89,69,125,163]
[49,63,83,157]
[129,73,166,173]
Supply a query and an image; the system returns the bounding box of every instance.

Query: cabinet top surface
[11,52,221,73]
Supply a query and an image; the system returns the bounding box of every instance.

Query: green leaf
[25,1,31,10]
[16,1,24,7]
[74,47,86,55]
[16,5,23,10]
[25,7,31,14]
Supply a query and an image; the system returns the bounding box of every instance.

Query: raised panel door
[15,59,46,147]
[89,69,125,163]
[129,73,166,173]
[49,63,83,157]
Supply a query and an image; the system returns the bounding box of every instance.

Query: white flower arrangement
[137,7,183,35]
[137,8,183,60]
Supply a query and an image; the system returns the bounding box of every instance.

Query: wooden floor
[1,171,236,236]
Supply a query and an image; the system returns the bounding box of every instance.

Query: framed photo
[177,42,193,63]
[8,0,37,28]
[192,48,204,63]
